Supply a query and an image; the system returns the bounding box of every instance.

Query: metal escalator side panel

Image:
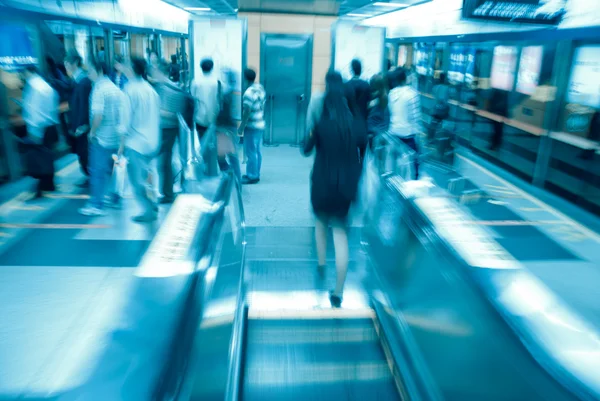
[176,174,247,401]
[371,300,444,401]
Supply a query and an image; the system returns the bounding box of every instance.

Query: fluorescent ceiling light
[184,7,211,11]
[347,13,371,17]
[373,2,408,6]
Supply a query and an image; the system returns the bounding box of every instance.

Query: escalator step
[242,315,401,401]
[243,366,399,401]
[246,361,393,386]
[249,325,378,345]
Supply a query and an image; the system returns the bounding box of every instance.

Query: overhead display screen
[516,46,543,95]
[490,46,518,91]
[566,46,600,109]
[462,0,567,25]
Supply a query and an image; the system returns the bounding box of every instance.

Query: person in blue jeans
[238,68,266,185]
[79,59,124,217]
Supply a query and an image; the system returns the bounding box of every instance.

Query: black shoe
[159,196,175,204]
[329,291,342,308]
[242,175,259,185]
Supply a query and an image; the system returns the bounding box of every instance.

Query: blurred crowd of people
[18,49,265,223]
[19,50,425,307]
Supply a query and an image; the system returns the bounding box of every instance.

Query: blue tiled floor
[0,228,149,267]
[0,198,150,267]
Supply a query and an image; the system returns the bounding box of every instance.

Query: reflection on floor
[0,160,166,400]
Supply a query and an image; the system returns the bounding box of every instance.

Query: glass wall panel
[91,26,107,63]
[113,30,130,60]
[130,33,149,59]
[392,31,600,216]
[161,36,180,64]
[546,41,600,214]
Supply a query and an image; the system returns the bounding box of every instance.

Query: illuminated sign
[491,46,518,91]
[0,23,38,71]
[516,46,543,95]
[462,0,567,25]
[566,45,600,109]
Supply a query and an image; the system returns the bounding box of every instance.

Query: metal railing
[371,132,417,181]
[177,113,220,187]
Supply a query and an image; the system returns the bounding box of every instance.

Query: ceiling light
[373,2,408,6]
[184,7,211,11]
[347,13,371,17]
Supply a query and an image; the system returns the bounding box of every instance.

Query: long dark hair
[322,71,353,149]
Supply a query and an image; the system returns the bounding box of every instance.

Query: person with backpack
[150,61,189,204]
[303,71,367,308]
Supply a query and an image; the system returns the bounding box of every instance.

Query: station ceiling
[165,0,428,17]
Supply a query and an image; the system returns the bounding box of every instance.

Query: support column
[532,41,573,187]
[106,29,114,66]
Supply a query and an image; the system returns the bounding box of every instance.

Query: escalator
[240,307,402,401]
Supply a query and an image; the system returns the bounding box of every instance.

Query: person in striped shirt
[79,59,125,216]
[238,68,266,185]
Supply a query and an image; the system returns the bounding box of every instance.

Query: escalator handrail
[372,132,417,180]
[386,175,600,401]
[371,299,445,401]
[154,173,236,400]
[223,179,248,401]
[57,175,232,401]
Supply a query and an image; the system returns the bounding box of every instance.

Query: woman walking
[303,71,367,308]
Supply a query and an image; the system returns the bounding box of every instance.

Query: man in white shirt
[191,58,220,141]
[21,65,59,197]
[79,59,125,216]
[388,68,422,179]
[120,57,161,223]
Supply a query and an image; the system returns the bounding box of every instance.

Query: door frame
[259,33,314,145]
[259,33,313,97]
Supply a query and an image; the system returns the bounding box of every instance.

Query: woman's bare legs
[332,224,349,298]
[315,217,328,267]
